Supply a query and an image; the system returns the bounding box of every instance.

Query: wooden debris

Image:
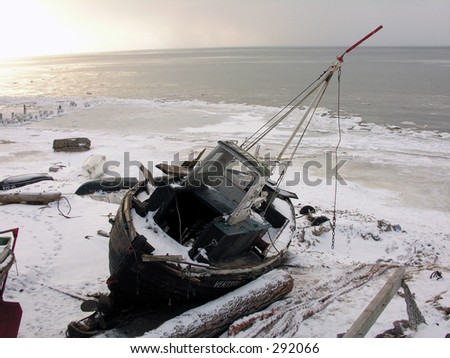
[155,163,189,177]
[142,269,293,338]
[139,164,156,186]
[142,254,184,263]
[53,138,91,152]
[0,192,62,205]
[228,264,395,338]
[97,230,110,238]
[401,280,426,328]
[343,266,405,338]
[376,280,427,338]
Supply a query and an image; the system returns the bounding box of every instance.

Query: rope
[174,194,183,243]
[331,68,343,249]
[57,195,74,218]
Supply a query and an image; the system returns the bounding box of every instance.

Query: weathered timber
[139,164,156,185]
[343,266,406,338]
[0,192,62,205]
[401,280,426,328]
[142,254,184,263]
[142,269,294,338]
[53,138,91,152]
[155,163,189,177]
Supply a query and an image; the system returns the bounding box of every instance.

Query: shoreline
[2,100,449,213]
[1,101,449,338]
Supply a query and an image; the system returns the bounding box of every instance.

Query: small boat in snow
[0,173,53,191]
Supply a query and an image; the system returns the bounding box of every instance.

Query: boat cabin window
[187,145,257,190]
[185,142,270,224]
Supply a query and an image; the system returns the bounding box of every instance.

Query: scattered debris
[362,232,381,241]
[49,163,66,173]
[49,166,61,173]
[229,264,396,338]
[343,267,406,338]
[376,279,426,338]
[312,226,331,236]
[299,205,316,215]
[430,270,443,280]
[310,215,329,227]
[0,192,62,205]
[82,154,106,179]
[97,230,110,238]
[377,219,402,233]
[425,290,450,317]
[375,319,412,338]
[53,138,91,152]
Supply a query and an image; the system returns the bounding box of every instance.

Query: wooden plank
[0,192,62,205]
[142,254,184,263]
[343,266,405,338]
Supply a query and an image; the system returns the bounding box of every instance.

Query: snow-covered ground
[1,99,449,338]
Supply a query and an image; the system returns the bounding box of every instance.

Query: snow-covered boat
[107,140,297,308]
[67,141,297,337]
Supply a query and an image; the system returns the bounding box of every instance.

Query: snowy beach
[1,96,449,338]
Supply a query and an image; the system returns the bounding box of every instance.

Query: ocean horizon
[2,46,449,133]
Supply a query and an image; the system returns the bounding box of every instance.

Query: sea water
[1,47,449,132]
[0,47,449,211]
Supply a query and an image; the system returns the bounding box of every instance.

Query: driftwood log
[142,269,294,338]
[53,138,91,152]
[0,192,62,205]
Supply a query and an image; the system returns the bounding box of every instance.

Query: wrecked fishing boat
[107,140,297,308]
[67,26,383,337]
[67,142,297,337]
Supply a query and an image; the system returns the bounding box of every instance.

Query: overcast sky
[1,0,449,58]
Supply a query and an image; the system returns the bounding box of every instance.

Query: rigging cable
[241,69,330,151]
[276,78,331,188]
[331,67,343,249]
[262,76,332,219]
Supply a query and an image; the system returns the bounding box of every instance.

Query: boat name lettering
[213,280,241,288]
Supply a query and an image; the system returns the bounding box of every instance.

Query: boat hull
[107,183,295,308]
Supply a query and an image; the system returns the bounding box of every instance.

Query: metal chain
[331,68,343,249]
